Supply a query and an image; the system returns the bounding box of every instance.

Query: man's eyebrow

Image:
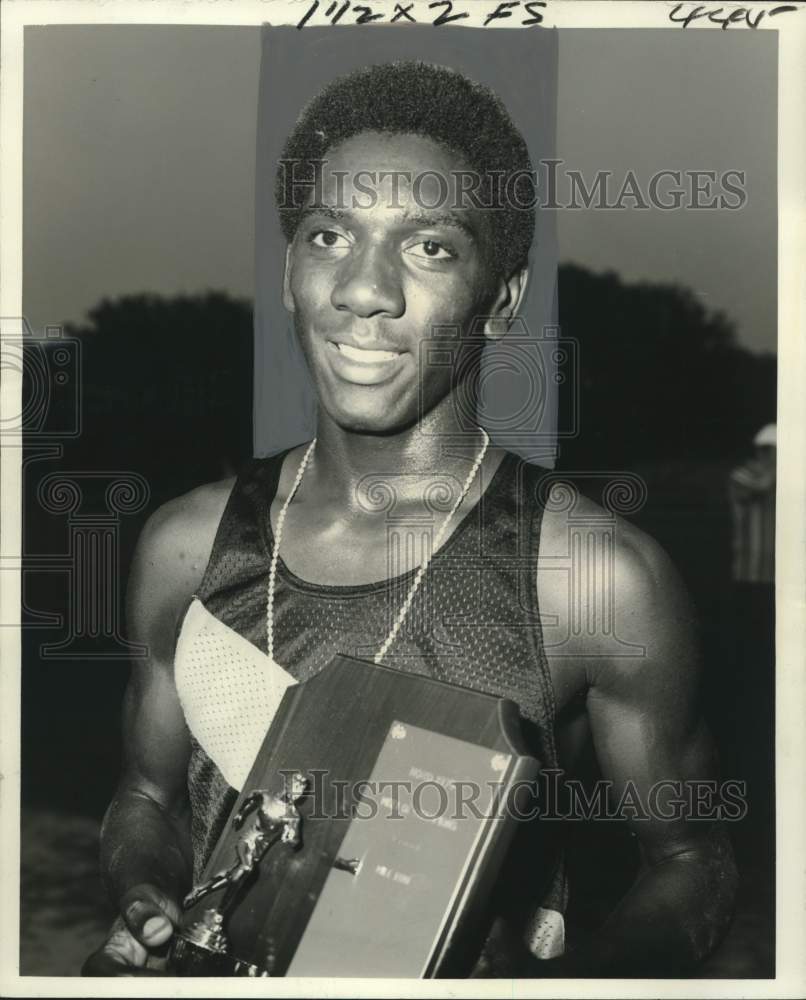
[401,212,477,240]
[300,205,346,222]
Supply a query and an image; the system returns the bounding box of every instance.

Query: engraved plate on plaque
[286,720,512,978]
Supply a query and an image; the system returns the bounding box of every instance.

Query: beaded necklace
[266,430,491,665]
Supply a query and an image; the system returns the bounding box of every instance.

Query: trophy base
[170,908,271,977]
[171,936,269,977]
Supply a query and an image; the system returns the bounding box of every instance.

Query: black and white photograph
[1,1,804,995]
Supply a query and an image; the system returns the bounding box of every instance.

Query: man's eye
[310,230,350,249]
[405,240,456,261]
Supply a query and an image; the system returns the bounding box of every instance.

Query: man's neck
[304,399,492,512]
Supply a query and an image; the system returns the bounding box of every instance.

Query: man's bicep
[118,510,193,813]
[585,530,719,862]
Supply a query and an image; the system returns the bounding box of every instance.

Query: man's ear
[282,244,295,314]
[483,266,529,341]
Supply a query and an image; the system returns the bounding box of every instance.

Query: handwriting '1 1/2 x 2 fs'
[296,1,548,31]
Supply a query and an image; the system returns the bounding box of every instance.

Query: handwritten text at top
[296,1,547,30]
[669,4,800,30]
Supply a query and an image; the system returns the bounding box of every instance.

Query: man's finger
[123,899,173,946]
[120,885,179,947]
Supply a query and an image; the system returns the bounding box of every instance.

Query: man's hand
[469,916,563,978]
[82,883,181,976]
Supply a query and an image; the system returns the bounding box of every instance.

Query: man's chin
[325,400,418,437]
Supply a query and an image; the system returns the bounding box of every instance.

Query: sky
[23,25,777,353]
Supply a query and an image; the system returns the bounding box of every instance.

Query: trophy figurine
[171,771,308,975]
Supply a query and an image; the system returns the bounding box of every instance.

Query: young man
[84,62,737,977]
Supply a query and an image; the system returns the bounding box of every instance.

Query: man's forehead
[314,162,471,193]
[323,129,467,167]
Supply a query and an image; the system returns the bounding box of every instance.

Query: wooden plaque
[172,654,538,977]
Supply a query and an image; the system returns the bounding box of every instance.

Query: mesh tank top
[174,447,568,958]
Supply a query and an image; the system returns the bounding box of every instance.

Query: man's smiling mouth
[325,339,407,386]
[334,343,402,364]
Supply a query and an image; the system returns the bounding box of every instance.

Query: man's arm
[84,484,232,974]
[547,515,739,976]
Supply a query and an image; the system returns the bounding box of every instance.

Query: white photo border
[1,2,804,997]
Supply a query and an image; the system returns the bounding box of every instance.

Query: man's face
[282,131,519,435]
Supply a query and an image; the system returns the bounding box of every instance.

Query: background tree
[556,264,776,471]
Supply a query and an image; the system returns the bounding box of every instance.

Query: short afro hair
[275,61,535,277]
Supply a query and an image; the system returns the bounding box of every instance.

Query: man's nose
[330,245,405,319]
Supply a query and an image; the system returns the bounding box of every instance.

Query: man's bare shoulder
[538,487,697,688]
[127,476,237,646]
[539,487,681,590]
[141,476,236,565]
